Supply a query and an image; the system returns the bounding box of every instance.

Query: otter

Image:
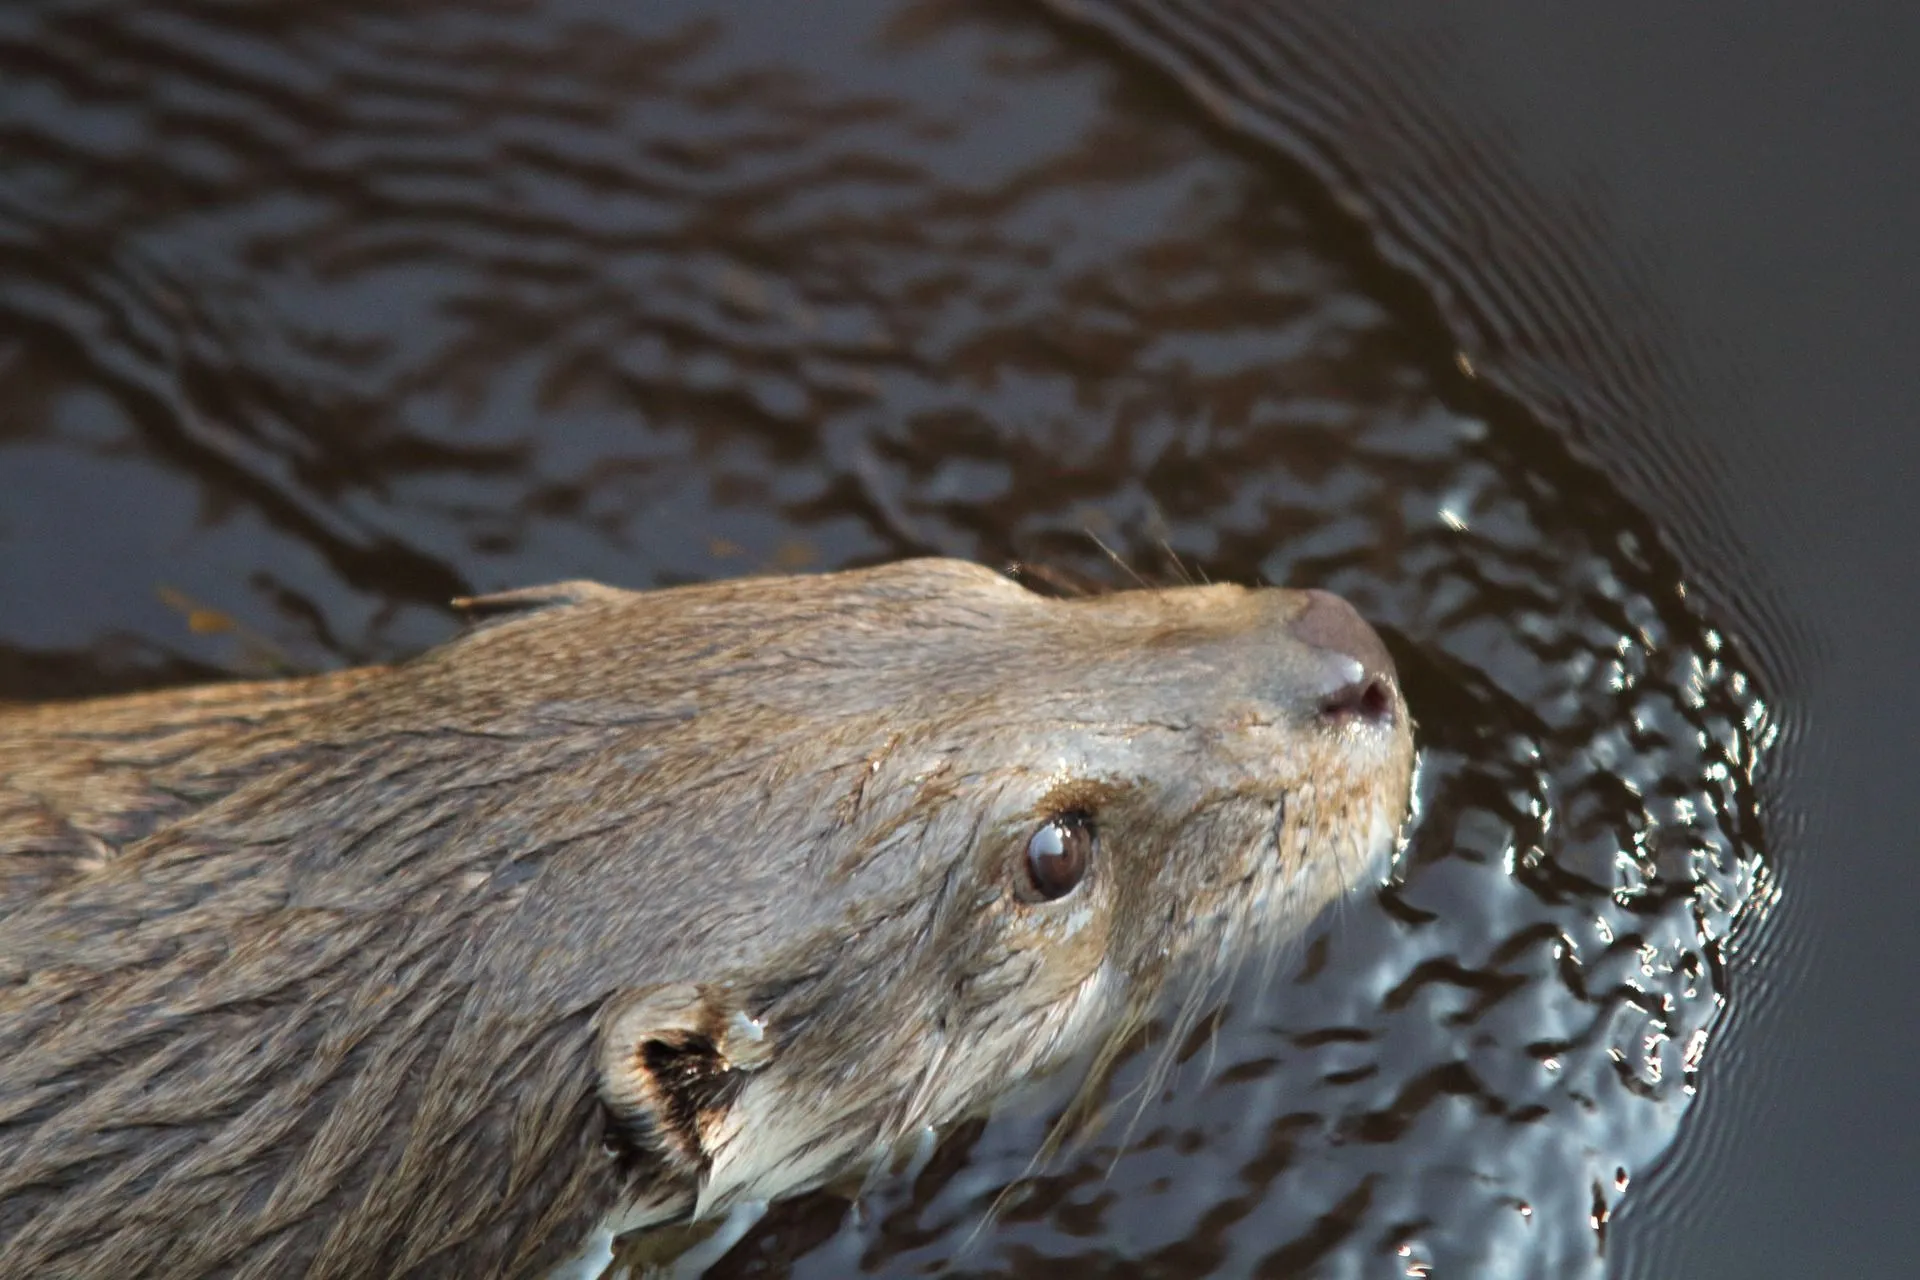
[0,558,1413,1279]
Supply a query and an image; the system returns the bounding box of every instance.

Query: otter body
[0,559,1413,1279]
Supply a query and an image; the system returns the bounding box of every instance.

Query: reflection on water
[0,0,1773,1275]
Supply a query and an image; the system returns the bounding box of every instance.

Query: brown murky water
[0,1,1774,1275]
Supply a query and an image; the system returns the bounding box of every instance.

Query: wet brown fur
[0,560,1413,1279]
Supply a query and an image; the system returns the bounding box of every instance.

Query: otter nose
[1287,589,1398,726]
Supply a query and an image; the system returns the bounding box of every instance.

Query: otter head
[440,559,1413,1232]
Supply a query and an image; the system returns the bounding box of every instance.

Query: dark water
[0,2,1779,1276]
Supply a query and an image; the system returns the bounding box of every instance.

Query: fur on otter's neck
[0,666,648,1279]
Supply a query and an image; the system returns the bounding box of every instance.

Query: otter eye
[1023,811,1095,901]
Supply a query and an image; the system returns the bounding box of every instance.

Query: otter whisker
[1082,530,1149,590]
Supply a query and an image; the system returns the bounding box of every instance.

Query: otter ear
[596,984,774,1180]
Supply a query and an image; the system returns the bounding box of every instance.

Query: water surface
[0,1,1776,1275]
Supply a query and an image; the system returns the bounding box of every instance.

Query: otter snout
[1285,587,1399,727]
